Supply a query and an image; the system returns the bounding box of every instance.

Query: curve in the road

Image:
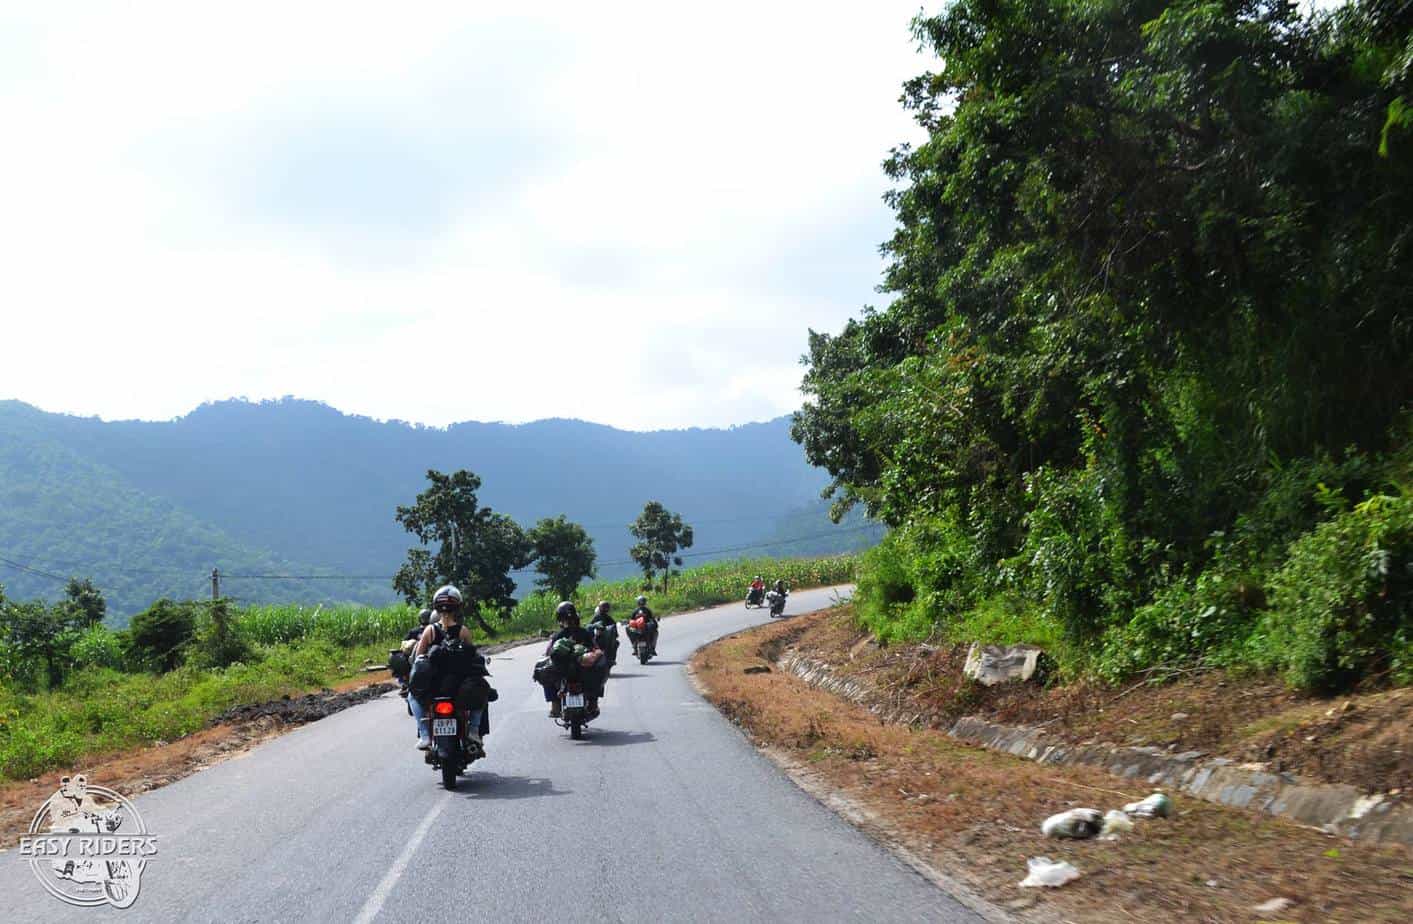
[1,587,982,923]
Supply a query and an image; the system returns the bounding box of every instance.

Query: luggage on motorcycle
[533,655,560,686]
[580,648,604,668]
[551,637,577,660]
[387,648,411,679]
[629,616,647,632]
[429,641,483,680]
[408,655,433,697]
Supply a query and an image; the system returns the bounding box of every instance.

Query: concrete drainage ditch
[778,651,1413,848]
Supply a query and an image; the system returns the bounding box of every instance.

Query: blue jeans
[409,693,429,740]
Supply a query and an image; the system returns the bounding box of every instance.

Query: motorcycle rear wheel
[570,720,583,740]
[442,762,458,790]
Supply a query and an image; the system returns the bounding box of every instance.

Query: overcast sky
[0,2,935,431]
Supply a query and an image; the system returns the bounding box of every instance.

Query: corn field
[230,554,856,647]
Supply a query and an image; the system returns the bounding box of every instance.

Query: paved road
[1,587,980,923]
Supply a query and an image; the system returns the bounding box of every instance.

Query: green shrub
[69,625,125,671]
[188,600,253,669]
[1253,493,1413,692]
[126,599,198,671]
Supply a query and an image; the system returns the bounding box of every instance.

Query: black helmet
[595,600,611,615]
[555,601,579,622]
[417,607,433,626]
[433,585,463,612]
[635,595,648,607]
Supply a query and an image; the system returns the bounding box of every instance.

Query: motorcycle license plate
[563,693,585,709]
[432,718,458,737]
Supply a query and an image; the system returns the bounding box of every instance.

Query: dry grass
[693,615,1413,923]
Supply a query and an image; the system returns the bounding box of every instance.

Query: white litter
[1253,897,1295,915]
[1041,807,1104,839]
[1019,857,1082,888]
[1098,809,1134,839]
[1123,792,1172,818]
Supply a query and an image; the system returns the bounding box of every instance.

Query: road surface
[2,586,981,923]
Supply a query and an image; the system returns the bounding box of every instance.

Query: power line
[0,554,71,584]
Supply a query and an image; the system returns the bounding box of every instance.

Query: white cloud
[0,1,932,429]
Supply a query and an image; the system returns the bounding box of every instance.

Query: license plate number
[563,693,585,709]
[432,718,458,737]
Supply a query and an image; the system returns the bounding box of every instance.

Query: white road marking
[352,790,451,924]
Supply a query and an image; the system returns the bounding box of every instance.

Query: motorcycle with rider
[533,602,609,740]
[624,595,659,664]
[406,586,496,788]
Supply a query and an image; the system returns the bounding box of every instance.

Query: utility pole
[211,568,220,602]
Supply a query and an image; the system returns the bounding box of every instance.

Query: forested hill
[0,399,874,619]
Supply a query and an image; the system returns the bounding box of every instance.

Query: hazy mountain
[0,399,869,619]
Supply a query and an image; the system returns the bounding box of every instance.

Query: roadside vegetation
[0,554,853,781]
[793,0,1413,692]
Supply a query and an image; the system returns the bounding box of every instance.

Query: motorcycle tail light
[432,700,456,716]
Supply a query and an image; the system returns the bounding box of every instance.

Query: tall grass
[230,554,857,647]
[233,603,417,647]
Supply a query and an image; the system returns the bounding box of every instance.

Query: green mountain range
[0,399,879,620]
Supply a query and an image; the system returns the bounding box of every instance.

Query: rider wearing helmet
[391,607,434,695]
[626,594,659,657]
[541,601,601,717]
[748,575,766,606]
[587,600,619,670]
[411,586,492,754]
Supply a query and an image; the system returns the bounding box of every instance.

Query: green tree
[792,0,1413,685]
[0,579,102,690]
[59,577,106,628]
[393,469,534,628]
[126,599,197,672]
[0,599,81,690]
[629,501,694,592]
[528,515,597,600]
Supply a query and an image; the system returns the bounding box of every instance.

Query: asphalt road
[1,586,981,923]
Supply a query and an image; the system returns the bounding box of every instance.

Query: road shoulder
[691,611,1413,923]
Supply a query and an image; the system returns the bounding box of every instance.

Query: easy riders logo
[19,775,157,909]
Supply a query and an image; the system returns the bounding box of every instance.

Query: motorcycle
[425,696,482,789]
[767,589,788,618]
[745,586,765,608]
[555,678,596,740]
[627,616,656,664]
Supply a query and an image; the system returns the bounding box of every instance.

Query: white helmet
[433,585,463,611]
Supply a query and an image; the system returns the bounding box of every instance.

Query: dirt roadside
[691,611,1413,923]
[788,610,1412,795]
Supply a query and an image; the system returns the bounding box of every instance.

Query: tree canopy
[629,502,694,592]
[793,0,1413,690]
[393,469,533,620]
[528,515,597,600]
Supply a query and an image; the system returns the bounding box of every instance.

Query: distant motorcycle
[627,615,657,664]
[745,586,765,608]
[767,589,788,618]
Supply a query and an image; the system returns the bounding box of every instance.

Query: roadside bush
[69,625,126,671]
[1252,493,1413,692]
[188,600,253,669]
[854,520,981,642]
[126,599,198,672]
[1012,465,1135,643]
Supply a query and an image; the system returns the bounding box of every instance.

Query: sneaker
[416,737,431,750]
